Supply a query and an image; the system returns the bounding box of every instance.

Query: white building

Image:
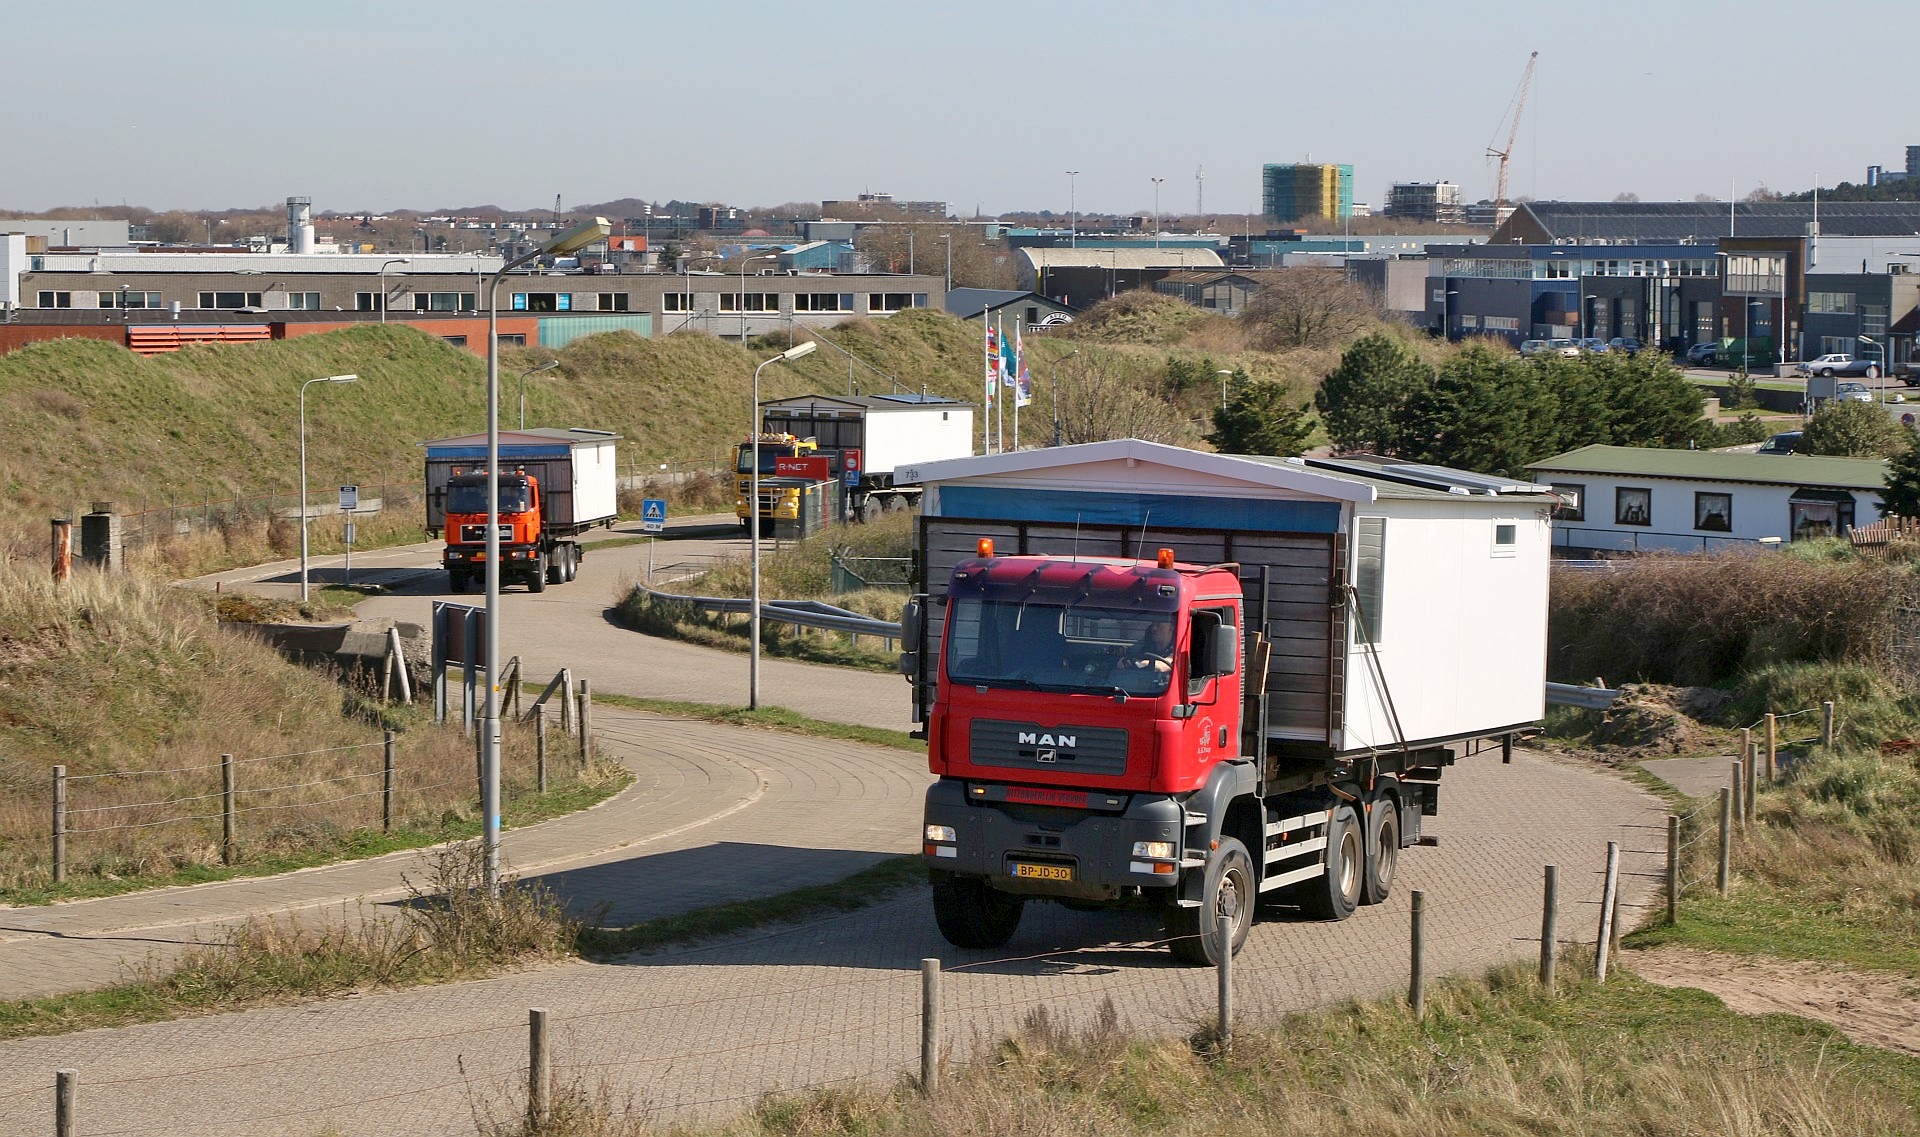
[1528,445,1890,552]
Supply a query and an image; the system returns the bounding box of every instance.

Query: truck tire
[545,549,564,585]
[1297,803,1361,921]
[1362,796,1399,906]
[529,555,548,593]
[563,544,580,582]
[1166,836,1255,966]
[930,871,1024,949]
[447,571,467,593]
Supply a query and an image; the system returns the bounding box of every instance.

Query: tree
[1801,400,1912,458]
[1547,351,1707,450]
[1238,269,1379,350]
[1051,355,1201,447]
[1316,333,1433,455]
[1399,345,1560,476]
[1206,381,1313,457]
[1881,433,1920,519]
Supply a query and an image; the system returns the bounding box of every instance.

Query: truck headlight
[1131,841,1175,860]
[925,825,956,843]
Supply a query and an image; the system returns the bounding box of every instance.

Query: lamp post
[1859,336,1887,399]
[749,340,819,709]
[941,233,952,293]
[1151,177,1164,249]
[518,359,560,430]
[1066,171,1079,248]
[1215,368,1235,413]
[484,216,610,894]
[738,251,776,343]
[377,258,410,323]
[298,374,359,602]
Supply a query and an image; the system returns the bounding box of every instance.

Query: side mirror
[900,596,923,653]
[1210,630,1237,677]
[897,651,919,678]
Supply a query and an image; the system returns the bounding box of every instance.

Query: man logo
[1017,731,1076,749]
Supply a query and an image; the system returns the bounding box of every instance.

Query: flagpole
[982,309,992,454]
[995,314,1005,454]
[1012,324,1021,451]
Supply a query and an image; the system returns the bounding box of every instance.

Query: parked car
[1796,354,1881,379]
[1577,338,1610,353]
[1756,430,1803,455]
[1684,342,1720,366]
[1545,338,1581,357]
[1902,360,1920,388]
[1835,381,1875,402]
[1518,339,1549,357]
[1609,337,1642,355]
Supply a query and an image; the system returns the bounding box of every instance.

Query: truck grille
[969,720,1128,777]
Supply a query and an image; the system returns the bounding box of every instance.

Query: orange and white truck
[424,428,620,593]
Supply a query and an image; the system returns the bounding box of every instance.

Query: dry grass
[0,558,597,896]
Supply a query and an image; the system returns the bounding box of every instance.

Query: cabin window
[1615,488,1652,527]
[1694,492,1733,533]
[1354,517,1386,645]
[1492,521,1518,557]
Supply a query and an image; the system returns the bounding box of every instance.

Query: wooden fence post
[1666,814,1679,926]
[536,708,548,795]
[578,679,592,766]
[559,668,575,735]
[920,958,941,1096]
[528,1008,551,1126]
[1745,740,1759,823]
[56,1068,76,1137]
[1540,865,1558,990]
[1765,712,1778,780]
[1595,842,1620,983]
[52,765,67,884]
[1730,759,1744,831]
[1821,700,1835,749]
[1409,890,1426,1019]
[1217,913,1235,1041]
[221,753,237,865]
[382,731,395,834]
[1717,787,1732,896]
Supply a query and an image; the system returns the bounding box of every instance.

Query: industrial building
[1261,163,1354,223]
[1383,182,1466,224]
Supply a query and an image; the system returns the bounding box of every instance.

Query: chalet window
[1616,488,1652,527]
[1550,484,1584,522]
[1492,521,1518,557]
[1354,517,1386,645]
[1694,492,1733,533]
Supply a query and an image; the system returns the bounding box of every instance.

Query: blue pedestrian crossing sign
[641,498,668,533]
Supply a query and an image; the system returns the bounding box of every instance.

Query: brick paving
[0,748,1663,1136]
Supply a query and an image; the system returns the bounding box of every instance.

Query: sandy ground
[1628,945,1920,1058]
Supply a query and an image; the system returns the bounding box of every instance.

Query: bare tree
[854,221,1019,289]
[1238,269,1381,351]
[1052,354,1203,446]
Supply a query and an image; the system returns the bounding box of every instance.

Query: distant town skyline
[3,0,1914,217]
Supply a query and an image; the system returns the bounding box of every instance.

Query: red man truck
[896,441,1555,964]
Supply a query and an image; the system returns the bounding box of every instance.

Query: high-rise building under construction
[1261,163,1354,222]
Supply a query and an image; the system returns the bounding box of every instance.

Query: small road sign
[339,485,359,512]
[641,498,668,533]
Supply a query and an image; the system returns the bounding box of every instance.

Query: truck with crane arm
[896,441,1556,964]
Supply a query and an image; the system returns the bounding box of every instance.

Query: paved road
[0,747,1663,1135]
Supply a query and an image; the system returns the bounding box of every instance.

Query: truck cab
[441,469,552,593]
[735,433,819,530]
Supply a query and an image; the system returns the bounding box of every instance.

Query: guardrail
[630,581,902,639]
[1545,682,1621,711]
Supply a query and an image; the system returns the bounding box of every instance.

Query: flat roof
[1529,444,1888,490]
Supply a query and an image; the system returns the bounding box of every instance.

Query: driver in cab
[1115,621,1176,678]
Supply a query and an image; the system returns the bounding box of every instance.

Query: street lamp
[739,251,777,343]
[1215,368,1235,412]
[1859,336,1888,399]
[941,233,952,293]
[298,373,358,602]
[377,258,410,323]
[1151,177,1164,249]
[518,360,560,430]
[749,340,819,709]
[1066,171,1080,248]
[483,215,610,894]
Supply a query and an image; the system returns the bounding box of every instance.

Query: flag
[1014,326,1033,408]
[999,321,1017,388]
[983,325,997,409]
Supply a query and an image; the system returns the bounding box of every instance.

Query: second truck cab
[735,433,820,530]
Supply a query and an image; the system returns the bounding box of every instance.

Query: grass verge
[0,842,577,1041]
[579,856,923,959]
[591,691,923,753]
[476,959,1920,1135]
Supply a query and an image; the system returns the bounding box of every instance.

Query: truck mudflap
[922,779,1184,898]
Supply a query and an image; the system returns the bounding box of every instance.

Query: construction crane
[1485,51,1538,215]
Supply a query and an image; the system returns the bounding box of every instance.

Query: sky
[4,0,1916,218]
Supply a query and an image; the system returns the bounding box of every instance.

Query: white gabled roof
[898,439,1378,503]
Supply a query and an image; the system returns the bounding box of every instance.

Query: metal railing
[631,581,902,639]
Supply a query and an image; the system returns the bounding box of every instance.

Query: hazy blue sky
[5,0,1915,216]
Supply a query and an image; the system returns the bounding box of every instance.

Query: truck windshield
[447,479,530,515]
[945,598,1175,698]
[736,447,788,475]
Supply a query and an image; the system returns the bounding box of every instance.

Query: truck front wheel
[1297,803,1361,921]
[1167,836,1254,966]
[529,554,548,593]
[930,871,1024,949]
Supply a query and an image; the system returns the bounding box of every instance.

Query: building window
[794,293,850,312]
[498,333,527,347]
[719,293,779,312]
[1808,291,1855,315]
[413,292,475,312]
[1862,304,1888,335]
[1482,315,1520,332]
[37,291,72,308]
[1694,492,1732,532]
[1353,517,1386,644]
[662,292,695,312]
[868,292,916,312]
[1492,521,1518,557]
[1616,487,1652,527]
[512,292,568,312]
[100,291,163,308]
[441,335,468,347]
[354,292,382,312]
[202,291,263,309]
[288,292,323,310]
[596,292,630,312]
[1550,483,1584,522]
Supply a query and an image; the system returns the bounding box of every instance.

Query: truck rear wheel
[447,571,467,593]
[562,544,579,582]
[545,549,564,585]
[930,871,1024,949]
[1167,836,1254,966]
[1297,803,1361,921]
[1362,797,1399,906]
[529,554,548,593]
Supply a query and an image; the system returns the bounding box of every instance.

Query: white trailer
[759,394,974,519]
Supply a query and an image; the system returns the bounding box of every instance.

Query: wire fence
[102,481,426,555]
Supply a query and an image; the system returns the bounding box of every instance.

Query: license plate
[1011,862,1073,881]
